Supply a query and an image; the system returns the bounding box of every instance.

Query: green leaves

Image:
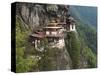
[83,47,97,68]
[66,31,81,68]
[65,30,97,69]
[16,16,38,72]
[77,23,97,54]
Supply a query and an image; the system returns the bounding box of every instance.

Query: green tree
[16,16,38,72]
[38,38,53,71]
[83,47,97,68]
[66,31,80,68]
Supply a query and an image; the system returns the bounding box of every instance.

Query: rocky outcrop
[38,47,72,71]
[16,3,69,29]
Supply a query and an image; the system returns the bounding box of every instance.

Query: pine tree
[66,31,80,68]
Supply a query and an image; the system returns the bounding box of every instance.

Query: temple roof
[30,31,45,38]
[43,26,62,29]
[30,34,44,38]
[30,33,64,38]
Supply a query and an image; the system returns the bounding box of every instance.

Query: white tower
[66,16,76,32]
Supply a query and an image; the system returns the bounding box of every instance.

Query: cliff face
[16,3,69,29]
[16,3,47,29]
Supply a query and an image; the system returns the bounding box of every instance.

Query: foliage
[38,38,66,70]
[38,38,53,71]
[65,29,97,68]
[65,31,80,68]
[76,23,97,54]
[16,16,38,72]
[76,21,97,68]
[83,47,97,68]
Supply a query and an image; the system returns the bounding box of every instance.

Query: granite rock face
[16,3,69,29]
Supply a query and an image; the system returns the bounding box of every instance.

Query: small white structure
[69,22,76,31]
[66,16,76,31]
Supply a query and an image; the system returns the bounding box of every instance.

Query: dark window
[72,25,74,29]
